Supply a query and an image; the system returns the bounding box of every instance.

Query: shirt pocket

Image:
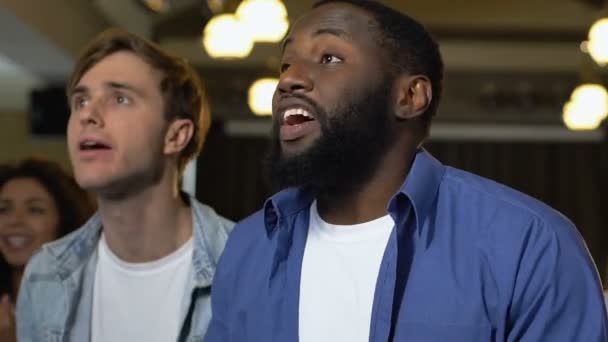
[394,322,494,342]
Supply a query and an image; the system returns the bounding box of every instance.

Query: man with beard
[205,1,607,341]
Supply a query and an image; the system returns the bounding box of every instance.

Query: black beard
[266,80,397,197]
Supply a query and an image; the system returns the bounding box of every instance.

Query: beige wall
[0,112,71,171]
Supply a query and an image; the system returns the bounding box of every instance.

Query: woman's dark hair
[0,158,95,299]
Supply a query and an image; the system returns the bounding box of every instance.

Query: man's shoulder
[441,166,572,228]
[26,217,100,279]
[190,198,235,265]
[191,199,235,235]
[216,209,270,268]
[231,209,268,246]
[437,166,586,259]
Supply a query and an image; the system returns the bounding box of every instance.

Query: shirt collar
[389,148,445,240]
[263,187,315,238]
[263,149,445,239]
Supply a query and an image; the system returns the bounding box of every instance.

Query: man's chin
[269,154,317,191]
[279,130,322,156]
[75,175,116,194]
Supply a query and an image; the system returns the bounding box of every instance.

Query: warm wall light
[563,101,603,130]
[587,18,608,65]
[571,84,608,116]
[236,0,289,43]
[203,14,254,58]
[562,84,608,130]
[248,78,278,115]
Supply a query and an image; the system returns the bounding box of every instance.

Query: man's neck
[97,178,193,263]
[317,142,418,226]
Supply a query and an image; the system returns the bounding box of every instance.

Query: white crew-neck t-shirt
[299,201,394,342]
[91,234,193,342]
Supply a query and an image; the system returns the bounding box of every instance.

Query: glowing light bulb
[203,14,254,58]
[236,0,289,43]
[248,78,278,115]
[587,18,608,65]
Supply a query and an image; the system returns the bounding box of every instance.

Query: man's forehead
[75,53,161,89]
[289,3,375,38]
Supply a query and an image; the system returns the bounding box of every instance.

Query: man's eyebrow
[71,81,143,98]
[280,27,352,53]
[313,27,351,41]
[106,81,142,95]
[71,85,88,97]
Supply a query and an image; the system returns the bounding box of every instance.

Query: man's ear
[393,75,432,120]
[164,119,194,155]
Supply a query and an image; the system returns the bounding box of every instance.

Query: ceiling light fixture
[236,0,289,43]
[203,14,254,58]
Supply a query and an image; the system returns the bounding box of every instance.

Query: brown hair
[67,28,211,173]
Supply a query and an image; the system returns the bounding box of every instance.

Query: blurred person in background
[0,158,94,342]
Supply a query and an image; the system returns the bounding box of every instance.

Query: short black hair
[313,0,444,123]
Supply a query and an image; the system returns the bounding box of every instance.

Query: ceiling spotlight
[236,0,289,43]
[203,14,254,58]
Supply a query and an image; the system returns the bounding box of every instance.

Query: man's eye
[320,54,343,64]
[73,97,88,109]
[115,95,130,104]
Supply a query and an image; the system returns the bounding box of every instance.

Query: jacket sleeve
[16,260,38,342]
[506,219,608,341]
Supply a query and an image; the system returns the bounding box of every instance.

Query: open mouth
[279,107,320,142]
[1,234,33,250]
[79,140,111,151]
[284,107,316,126]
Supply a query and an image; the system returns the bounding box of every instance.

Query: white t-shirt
[299,201,394,342]
[91,234,193,342]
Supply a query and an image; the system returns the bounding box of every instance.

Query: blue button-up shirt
[206,149,607,341]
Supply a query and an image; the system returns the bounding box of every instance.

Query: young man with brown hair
[17,28,233,341]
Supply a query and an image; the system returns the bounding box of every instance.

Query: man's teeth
[284,108,312,120]
[81,141,108,149]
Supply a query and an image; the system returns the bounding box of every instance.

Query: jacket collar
[43,196,228,288]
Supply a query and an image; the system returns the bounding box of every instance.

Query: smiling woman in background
[0,158,94,341]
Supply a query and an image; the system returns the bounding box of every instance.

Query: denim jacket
[17,197,234,342]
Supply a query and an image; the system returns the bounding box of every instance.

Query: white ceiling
[0,53,41,112]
